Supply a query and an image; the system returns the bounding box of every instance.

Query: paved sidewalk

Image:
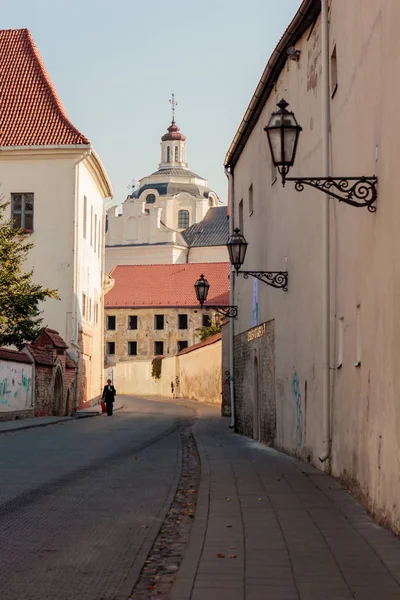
[0,402,123,434]
[172,404,400,600]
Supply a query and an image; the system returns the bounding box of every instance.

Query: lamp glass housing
[194,274,210,306]
[226,228,248,273]
[264,99,302,170]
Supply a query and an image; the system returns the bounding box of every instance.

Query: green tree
[196,321,221,342]
[0,202,58,349]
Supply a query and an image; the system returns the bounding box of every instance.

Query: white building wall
[0,151,76,342]
[0,359,34,412]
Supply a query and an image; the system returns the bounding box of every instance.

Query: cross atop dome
[169,93,178,122]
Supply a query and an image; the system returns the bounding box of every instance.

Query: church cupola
[159,94,188,169]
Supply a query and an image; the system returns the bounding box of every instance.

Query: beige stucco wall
[178,340,222,404]
[105,306,218,362]
[106,338,222,404]
[230,1,400,533]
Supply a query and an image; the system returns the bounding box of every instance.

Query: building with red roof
[0,28,113,408]
[105,262,230,361]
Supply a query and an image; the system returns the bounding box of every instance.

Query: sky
[3,0,301,205]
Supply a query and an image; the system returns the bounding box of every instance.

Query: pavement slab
[171,401,400,600]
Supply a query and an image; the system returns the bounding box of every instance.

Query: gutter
[225,167,236,429]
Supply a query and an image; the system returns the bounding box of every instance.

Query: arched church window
[146,193,156,204]
[175,146,179,161]
[178,209,190,229]
[167,146,171,162]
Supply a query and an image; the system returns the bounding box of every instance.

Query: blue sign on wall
[252,277,259,327]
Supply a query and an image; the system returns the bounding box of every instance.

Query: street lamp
[264,98,378,212]
[194,274,238,319]
[226,229,288,291]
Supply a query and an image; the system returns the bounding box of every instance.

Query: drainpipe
[319,0,331,462]
[71,149,91,412]
[225,167,235,429]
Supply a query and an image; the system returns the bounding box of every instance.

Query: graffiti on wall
[0,362,33,412]
[292,372,303,448]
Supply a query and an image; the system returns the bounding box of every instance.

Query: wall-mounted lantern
[194,274,238,319]
[226,228,288,291]
[264,99,378,212]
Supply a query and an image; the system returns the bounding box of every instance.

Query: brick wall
[234,320,276,445]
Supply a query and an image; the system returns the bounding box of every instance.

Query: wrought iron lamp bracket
[239,271,288,291]
[205,305,238,319]
[284,175,378,212]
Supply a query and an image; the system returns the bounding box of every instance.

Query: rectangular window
[337,317,344,368]
[128,315,138,330]
[88,298,92,322]
[11,193,34,231]
[331,45,338,97]
[249,184,253,216]
[94,302,99,324]
[107,315,116,330]
[82,293,86,318]
[107,341,115,355]
[83,196,87,239]
[202,314,211,327]
[98,222,101,256]
[154,314,164,330]
[94,214,97,251]
[177,341,188,352]
[178,314,188,329]
[154,341,164,356]
[355,305,361,367]
[238,199,244,233]
[90,205,93,246]
[128,341,137,356]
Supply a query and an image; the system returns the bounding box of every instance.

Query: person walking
[102,379,116,416]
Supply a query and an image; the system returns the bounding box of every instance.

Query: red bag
[101,401,107,413]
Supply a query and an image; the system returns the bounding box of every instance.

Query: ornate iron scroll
[286,176,377,212]
[240,271,288,291]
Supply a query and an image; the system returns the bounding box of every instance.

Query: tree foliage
[196,321,221,342]
[0,202,58,349]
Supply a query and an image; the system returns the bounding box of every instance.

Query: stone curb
[0,412,99,435]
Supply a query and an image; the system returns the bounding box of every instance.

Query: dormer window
[146,194,156,204]
[178,209,190,229]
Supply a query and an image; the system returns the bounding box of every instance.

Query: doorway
[53,368,64,416]
[253,355,260,441]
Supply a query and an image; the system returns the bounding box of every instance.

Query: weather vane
[169,93,178,121]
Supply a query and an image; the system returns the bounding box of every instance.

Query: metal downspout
[225,167,236,429]
[319,0,331,462]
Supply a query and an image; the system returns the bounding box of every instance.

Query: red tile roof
[105,263,230,308]
[41,328,69,349]
[0,347,33,364]
[0,29,89,146]
[178,332,222,356]
[25,346,54,366]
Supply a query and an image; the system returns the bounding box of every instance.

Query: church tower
[159,93,188,169]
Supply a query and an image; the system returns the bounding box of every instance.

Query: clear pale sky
[3,0,301,205]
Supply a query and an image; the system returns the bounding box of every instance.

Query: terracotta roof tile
[42,328,68,349]
[0,29,89,146]
[105,263,230,308]
[177,332,222,355]
[0,347,33,364]
[25,346,54,366]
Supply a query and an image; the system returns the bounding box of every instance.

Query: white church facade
[105,114,229,272]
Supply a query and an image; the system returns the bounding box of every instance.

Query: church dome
[161,120,186,142]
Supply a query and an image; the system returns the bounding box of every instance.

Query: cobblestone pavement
[0,397,194,600]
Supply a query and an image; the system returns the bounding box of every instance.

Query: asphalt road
[0,397,194,600]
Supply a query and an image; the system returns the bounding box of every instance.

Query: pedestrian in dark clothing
[102,379,116,416]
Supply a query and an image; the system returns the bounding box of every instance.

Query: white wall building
[0,28,113,406]
[105,117,229,271]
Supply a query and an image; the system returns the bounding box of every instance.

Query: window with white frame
[11,193,34,231]
[82,293,86,318]
[83,196,87,239]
